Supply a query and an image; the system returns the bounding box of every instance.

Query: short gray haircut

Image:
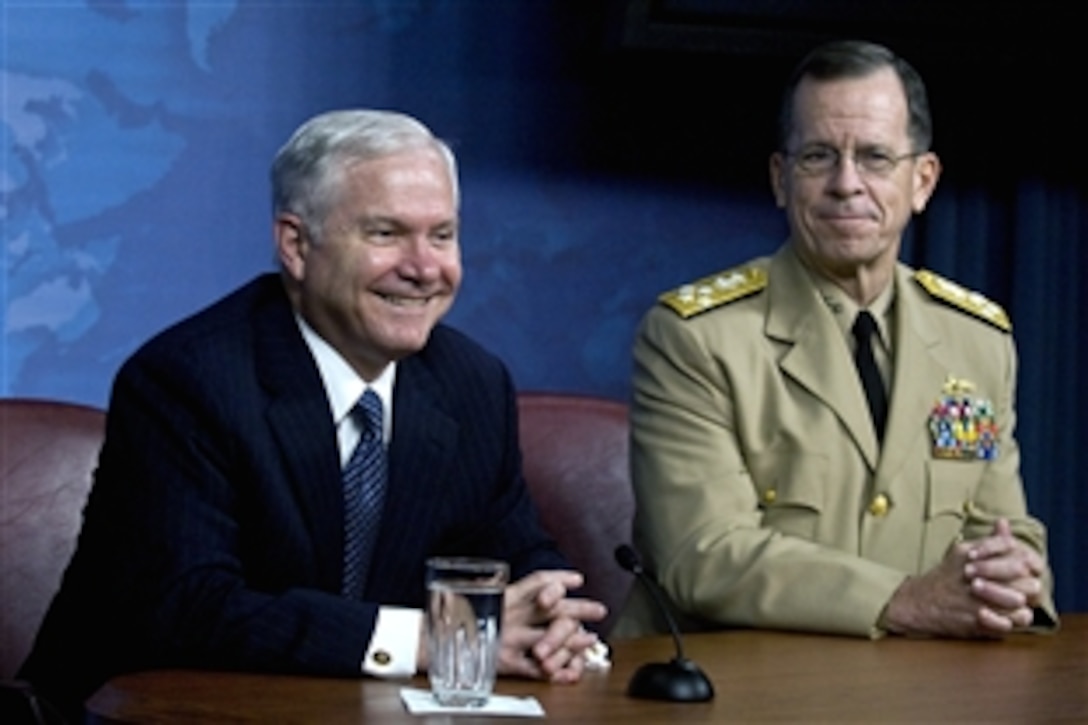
[271,109,458,233]
[778,40,933,153]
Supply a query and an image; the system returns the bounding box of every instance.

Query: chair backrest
[516,392,634,637]
[0,399,106,680]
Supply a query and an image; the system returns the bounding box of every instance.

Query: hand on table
[883,518,1045,638]
[499,570,608,683]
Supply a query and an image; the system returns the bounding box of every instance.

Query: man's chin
[381,329,438,359]
[814,235,893,265]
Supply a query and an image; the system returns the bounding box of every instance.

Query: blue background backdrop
[3,1,1084,611]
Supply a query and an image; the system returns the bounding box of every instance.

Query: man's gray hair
[778,40,933,153]
[271,109,458,233]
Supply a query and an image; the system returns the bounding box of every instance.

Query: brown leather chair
[0,399,105,681]
[517,392,634,637]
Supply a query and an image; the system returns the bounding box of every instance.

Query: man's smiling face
[279,145,461,380]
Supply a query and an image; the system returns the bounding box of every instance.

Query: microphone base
[626,658,715,702]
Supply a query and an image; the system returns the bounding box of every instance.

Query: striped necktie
[341,389,387,598]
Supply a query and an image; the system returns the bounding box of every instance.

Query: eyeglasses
[784,145,922,177]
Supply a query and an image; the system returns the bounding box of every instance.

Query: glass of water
[425,557,509,707]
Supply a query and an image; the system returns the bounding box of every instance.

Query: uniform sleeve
[956,334,1058,627]
[630,306,906,637]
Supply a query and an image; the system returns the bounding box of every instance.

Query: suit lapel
[252,279,345,590]
[367,356,459,579]
[875,267,946,483]
[387,358,459,497]
[768,248,881,468]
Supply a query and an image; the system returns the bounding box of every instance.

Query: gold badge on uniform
[928,377,999,461]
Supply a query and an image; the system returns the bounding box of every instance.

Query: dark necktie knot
[852,309,879,343]
[355,389,383,443]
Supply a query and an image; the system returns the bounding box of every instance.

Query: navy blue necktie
[341,389,387,598]
[852,310,888,443]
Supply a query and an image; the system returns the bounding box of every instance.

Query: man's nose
[826,153,866,196]
[398,236,441,279]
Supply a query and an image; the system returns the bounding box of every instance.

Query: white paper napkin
[399,687,545,717]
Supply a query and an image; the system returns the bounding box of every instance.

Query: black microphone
[614,544,714,702]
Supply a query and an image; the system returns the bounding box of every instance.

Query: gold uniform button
[869,494,890,517]
[371,650,392,666]
[763,488,777,504]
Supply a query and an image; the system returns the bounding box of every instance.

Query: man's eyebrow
[356,215,405,230]
[353,216,458,232]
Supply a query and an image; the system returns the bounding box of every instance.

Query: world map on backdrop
[3,2,243,403]
[2,1,779,406]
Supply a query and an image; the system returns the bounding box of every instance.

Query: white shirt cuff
[362,606,422,677]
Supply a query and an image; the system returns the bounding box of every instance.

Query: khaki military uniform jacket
[615,244,1056,638]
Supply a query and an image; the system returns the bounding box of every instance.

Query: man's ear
[769,152,788,209]
[911,152,942,213]
[275,213,308,281]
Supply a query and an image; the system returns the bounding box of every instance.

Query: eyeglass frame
[781,143,925,177]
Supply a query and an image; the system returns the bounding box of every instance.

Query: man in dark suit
[19,110,606,720]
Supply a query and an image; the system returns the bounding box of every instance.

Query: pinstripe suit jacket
[20,274,565,715]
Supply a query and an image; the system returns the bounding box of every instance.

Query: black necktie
[852,310,888,442]
[341,389,387,598]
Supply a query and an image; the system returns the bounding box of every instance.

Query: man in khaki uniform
[616,40,1057,639]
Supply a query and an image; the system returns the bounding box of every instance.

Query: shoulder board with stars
[659,265,768,319]
[914,270,1011,332]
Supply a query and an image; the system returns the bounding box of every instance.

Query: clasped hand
[499,570,608,683]
[962,518,1046,630]
[886,518,1046,638]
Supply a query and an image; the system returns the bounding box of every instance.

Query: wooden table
[86,615,1087,722]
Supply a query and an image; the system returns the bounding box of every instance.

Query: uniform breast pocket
[921,459,982,566]
[748,448,828,541]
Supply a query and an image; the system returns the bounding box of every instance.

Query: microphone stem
[639,570,687,661]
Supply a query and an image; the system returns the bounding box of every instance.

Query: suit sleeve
[631,306,906,637]
[84,348,377,677]
[490,371,573,580]
[401,349,571,581]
